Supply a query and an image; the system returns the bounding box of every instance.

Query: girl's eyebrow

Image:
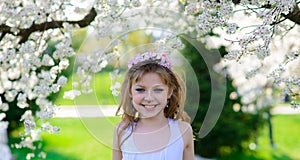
[152,84,165,87]
[134,84,165,87]
[133,84,145,87]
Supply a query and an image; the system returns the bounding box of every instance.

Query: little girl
[112,52,194,160]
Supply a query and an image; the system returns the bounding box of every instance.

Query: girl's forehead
[132,72,168,85]
[137,72,163,80]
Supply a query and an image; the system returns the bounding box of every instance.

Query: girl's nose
[144,90,154,101]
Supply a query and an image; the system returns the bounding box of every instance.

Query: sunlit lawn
[10,117,121,160]
[9,114,300,160]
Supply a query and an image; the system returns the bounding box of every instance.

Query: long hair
[115,60,190,149]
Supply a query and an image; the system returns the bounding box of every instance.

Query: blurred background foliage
[180,37,266,158]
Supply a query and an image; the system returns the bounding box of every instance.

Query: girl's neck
[136,116,168,132]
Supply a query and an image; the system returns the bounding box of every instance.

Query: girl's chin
[139,108,165,119]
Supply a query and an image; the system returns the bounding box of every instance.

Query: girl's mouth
[142,104,157,111]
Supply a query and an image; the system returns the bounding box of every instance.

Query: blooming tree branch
[0,8,97,43]
[229,0,300,25]
[282,3,300,25]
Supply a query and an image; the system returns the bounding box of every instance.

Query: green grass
[54,72,122,106]
[9,117,121,160]
[9,115,300,160]
[220,114,300,160]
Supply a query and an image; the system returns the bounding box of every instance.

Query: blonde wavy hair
[115,60,190,148]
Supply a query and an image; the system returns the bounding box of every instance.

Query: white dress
[121,118,184,160]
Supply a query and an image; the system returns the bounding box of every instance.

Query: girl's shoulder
[176,120,193,148]
[169,118,192,137]
[114,120,134,133]
[114,120,129,130]
[177,120,192,133]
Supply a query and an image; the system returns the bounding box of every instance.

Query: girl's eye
[135,88,145,92]
[154,88,164,92]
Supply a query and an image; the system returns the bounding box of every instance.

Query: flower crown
[127,52,172,69]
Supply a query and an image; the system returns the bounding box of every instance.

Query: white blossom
[17,93,29,108]
[226,23,237,34]
[4,90,18,102]
[41,122,60,134]
[53,41,75,60]
[0,103,9,112]
[109,69,121,79]
[131,0,141,7]
[41,54,55,66]
[59,59,69,70]
[36,109,55,119]
[57,76,68,86]
[20,110,34,121]
[0,113,6,121]
[110,82,121,96]
[24,120,36,134]
[8,68,21,80]
[2,80,12,90]
[185,2,200,15]
[63,90,81,100]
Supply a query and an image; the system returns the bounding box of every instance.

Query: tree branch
[0,24,12,42]
[281,4,300,25]
[0,8,97,44]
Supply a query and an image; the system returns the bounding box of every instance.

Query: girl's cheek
[132,98,143,107]
[132,94,144,102]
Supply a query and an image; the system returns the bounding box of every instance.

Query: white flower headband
[127,52,172,69]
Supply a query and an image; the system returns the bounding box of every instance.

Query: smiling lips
[142,104,157,111]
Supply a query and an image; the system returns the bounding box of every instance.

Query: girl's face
[130,72,172,119]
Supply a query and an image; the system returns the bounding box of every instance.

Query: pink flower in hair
[127,52,172,69]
